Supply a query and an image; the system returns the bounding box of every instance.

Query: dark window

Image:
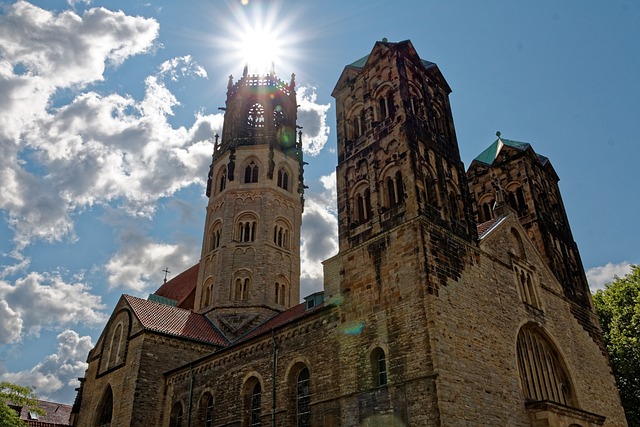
[245,161,259,183]
[277,168,289,191]
[219,168,227,193]
[371,348,388,387]
[297,368,311,427]
[204,395,213,427]
[379,97,388,120]
[97,387,113,427]
[250,383,261,426]
[170,402,183,427]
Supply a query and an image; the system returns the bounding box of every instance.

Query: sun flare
[216,1,304,77]
[238,26,283,74]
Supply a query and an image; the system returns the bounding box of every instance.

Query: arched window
[96,386,113,427]
[514,264,541,309]
[371,347,388,387]
[277,167,289,191]
[273,219,291,249]
[247,103,265,128]
[107,323,123,368]
[385,171,404,208]
[236,214,257,243]
[201,393,214,427]
[209,222,222,251]
[170,402,183,427]
[379,96,388,120]
[296,368,311,427]
[217,166,227,193]
[516,325,574,406]
[203,280,213,307]
[234,277,250,301]
[352,182,372,225]
[244,161,259,183]
[250,383,261,427]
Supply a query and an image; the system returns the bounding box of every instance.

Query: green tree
[0,381,45,427]
[593,264,640,426]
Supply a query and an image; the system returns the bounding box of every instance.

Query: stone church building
[70,40,627,426]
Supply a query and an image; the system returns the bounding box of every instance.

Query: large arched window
[170,402,183,427]
[200,393,214,427]
[107,323,123,368]
[96,386,113,427]
[296,368,311,427]
[371,347,388,387]
[234,277,250,301]
[250,382,261,427]
[516,325,574,406]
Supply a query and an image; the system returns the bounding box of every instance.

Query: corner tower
[331,39,476,252]
[195,67,304,340]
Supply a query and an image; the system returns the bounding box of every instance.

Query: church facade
[70,40,627,427]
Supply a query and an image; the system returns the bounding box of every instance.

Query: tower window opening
[218,167,227,193]
[247,103,265,128]
[386,171,404,208]
[379,97,388,120]
[277,168,289,191]
[245,161,259,183]
[237,220,257,242]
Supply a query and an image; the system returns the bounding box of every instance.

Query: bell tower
[195,67,304,339]
[331,39,476,253]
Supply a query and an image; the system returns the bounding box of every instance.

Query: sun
[237,25,284,74]
[216,1,303,77]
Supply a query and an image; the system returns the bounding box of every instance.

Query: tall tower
[194,67,304,340]
[331,39,476,254]
[467,135,601,346]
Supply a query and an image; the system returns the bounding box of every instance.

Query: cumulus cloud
[1,329,93,402]
[297,86,331,156]
[300,172,338,297]
[586,261,632,293]
[0,272,106,344]
[0,2,225,251]
[104,222,199,292]
[0,300,23,345]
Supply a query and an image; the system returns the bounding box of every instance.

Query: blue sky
[0,0,638,404]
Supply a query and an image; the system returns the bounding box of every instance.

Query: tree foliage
[593,264,640,426]
[0,381,45,427]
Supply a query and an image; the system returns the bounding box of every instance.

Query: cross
[163,267,171,284]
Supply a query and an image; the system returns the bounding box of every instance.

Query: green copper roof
[349,54,370,68]
[474,136,549,166]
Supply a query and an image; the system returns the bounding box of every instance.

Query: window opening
[297,368,311,427]
[245,161,259,183]
[250,383,261,427]
[247,103,265,128]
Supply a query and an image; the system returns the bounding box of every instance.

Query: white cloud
[297,86,331,156]
[586,261,632,293]
[0,272,107,343]
[300,172,338,297]
[1,329,93,402]
[105,230,199,292]
[0,2,225,252]
[0,300,23,344]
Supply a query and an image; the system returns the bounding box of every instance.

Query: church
[69,39,627,426]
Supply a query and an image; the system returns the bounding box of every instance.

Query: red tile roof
[153,263,199,309]
[238,302,325,342]
[124,295,227,346]
[17,399,72,426]
[476,215,507,239]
